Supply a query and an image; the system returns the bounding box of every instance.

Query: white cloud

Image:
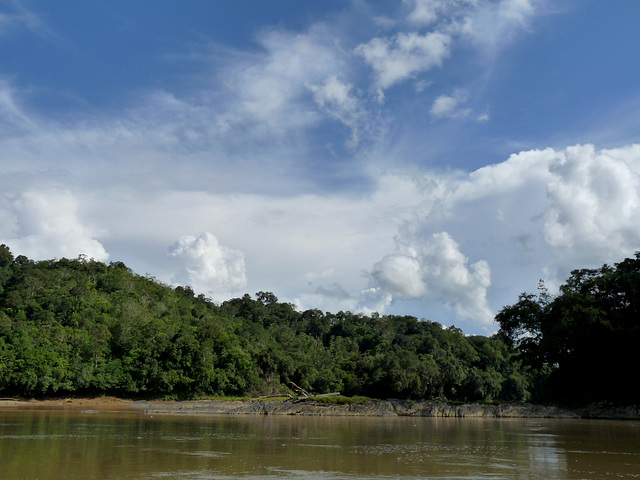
[356,31,451,89]
[168,232,247,299]
[0,2,632,334]
[457,0,538,49]
[371,254,428,298]
[454,147,555,201]
[430,89,472,119]
[0,80,37,131]
[446,143,640,287]
[353,143,640,326]
[365,232,493,324]
[96,142,640,328]
[414,79,433,92]
[309,75,369,147]
[223,25,346,133]
[357,287,393,315]
[4,127,640,331]
[544,144,640,272]
[499,0,535,23]
[0,2,68,48]
[402,0,538,50]
[4,190,108,262]
[419,232,492,324]
[405,0,443,26]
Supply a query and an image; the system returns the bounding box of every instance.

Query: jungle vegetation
[0,243,637,404]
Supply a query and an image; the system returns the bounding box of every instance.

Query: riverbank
[1,396,638,419]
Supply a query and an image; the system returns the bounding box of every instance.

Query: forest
[0,243,638,405]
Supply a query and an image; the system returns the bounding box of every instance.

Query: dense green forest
[0,243,638,404]
[496,254,640,405]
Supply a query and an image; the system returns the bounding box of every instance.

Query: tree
[496,255,640,404]
[0,244,13,268]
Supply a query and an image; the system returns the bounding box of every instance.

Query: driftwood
[288,382,341,400]
[288,381,311,397]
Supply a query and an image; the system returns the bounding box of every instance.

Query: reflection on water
[0,409,639,479]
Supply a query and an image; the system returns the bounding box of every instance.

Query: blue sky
[2,0,640,334]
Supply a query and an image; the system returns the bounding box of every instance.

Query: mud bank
[133,399,639,419]
[2,397,638,419]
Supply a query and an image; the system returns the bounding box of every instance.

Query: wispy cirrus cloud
[218,25,347,135]
[309,75,372,148]
[0,0,69,47]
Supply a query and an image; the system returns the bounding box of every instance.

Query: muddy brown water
[1,408,639,479]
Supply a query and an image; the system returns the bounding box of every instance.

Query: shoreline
[1,397,638,419]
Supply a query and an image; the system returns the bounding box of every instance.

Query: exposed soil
[0,396,133,411]
[1,397,638,419]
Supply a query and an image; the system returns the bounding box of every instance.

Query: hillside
[0,244,532,402]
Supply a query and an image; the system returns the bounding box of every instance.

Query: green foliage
[297,395,373,405]
[0,252,532,402]
[496,254,640,404]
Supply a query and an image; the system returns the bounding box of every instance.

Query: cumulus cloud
[544,144,640,271]
[357,287,393,315]
[365,232,493,325]
[5,133,640,331]
[356,31,451,89]
[168,232,247,299]
[447,143,640,287]
[4,190,109,261]
[371,254,428,298]
[351,143,640,326]
[418,233,492,323]
[0,1,631,333]
[82,142,640,329]
[453,147,555,200]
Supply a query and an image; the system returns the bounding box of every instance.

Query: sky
[2,0,640,334]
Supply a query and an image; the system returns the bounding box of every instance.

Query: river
[1,409,639,479]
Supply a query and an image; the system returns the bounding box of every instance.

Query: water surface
[1,409,639,479]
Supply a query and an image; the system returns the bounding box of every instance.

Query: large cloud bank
[2,132,640,331]
[1,0,639,332]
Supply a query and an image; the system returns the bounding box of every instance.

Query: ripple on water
[147,470,510,480]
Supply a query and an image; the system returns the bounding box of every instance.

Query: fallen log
[288,381,311,397]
